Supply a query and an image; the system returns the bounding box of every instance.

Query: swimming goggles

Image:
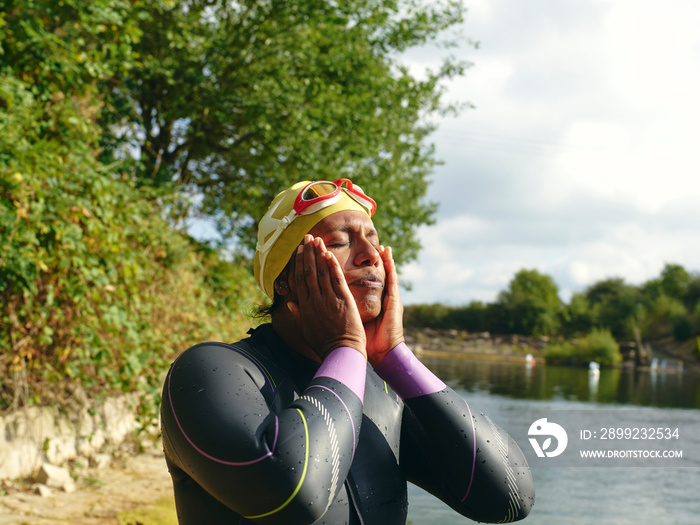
[292,178,376,218]
[256,179,377,273]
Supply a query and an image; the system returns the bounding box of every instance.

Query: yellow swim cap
[254,179,376,298]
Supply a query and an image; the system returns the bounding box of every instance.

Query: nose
[353,237,381,268]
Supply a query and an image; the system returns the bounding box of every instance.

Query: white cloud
[401,0,700,305]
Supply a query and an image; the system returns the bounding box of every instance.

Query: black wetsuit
[161,324,535,524]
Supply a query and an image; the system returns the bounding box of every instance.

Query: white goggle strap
[256,208,298,291]
[342,187,374,215]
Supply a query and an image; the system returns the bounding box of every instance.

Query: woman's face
[303,210,385,323]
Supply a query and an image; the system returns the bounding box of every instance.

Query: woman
[161,179,535,524]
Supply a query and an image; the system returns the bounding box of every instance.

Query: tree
[561,291,593,337]
[584,278,641,339]
[100,0,471,264]
[496,269,562,336]
[660,263,691,302]
[0,1,266,412]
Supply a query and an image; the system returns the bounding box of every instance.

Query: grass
[117,497,178,525]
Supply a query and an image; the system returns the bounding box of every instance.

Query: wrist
[373,342,445,399]
[319,336,366,361]
[315,346,368,403]
[367,337,404,368]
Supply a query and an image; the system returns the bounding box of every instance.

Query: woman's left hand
[364,246,405,367]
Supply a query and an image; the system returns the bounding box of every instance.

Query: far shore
[405,327,699,373]
[405,327,547,362]
[414,348,545,364]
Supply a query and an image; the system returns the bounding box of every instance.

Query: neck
[271,308,322,363]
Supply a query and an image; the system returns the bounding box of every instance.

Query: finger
[324,250,354,300]
[302,236,322,298]
[287,301,302,325]
[382,246,400,296]
[294,236,311,300]
[314,238,334,293]
[383,248,402,315]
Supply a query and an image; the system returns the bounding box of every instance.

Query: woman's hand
[364,246,404,367]
[286,235,367,361]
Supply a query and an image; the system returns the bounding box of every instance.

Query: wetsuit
[161,324,535,524]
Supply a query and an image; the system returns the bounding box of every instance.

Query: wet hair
[253,290,284,320]
[253,263,292,320]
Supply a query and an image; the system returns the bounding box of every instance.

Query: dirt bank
[0,445,175,525]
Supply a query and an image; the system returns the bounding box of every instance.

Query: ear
[274,257,297,301]
[274,274,291,297]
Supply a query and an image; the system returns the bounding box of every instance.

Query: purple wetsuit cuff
[314,346,367,403]
[374,342,446,399]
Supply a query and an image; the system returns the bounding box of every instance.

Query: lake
[407,358,700,525]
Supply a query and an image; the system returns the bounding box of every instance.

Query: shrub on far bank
[544,328,621,366]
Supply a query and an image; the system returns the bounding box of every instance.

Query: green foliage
[0,147,261,412]
[403,303,455,329]
[0,7,264,416]
[660,263,691,301]
[447,301,489,332]
[403,301,488,331]
[496,269,562,336]
[684,276,700,312]
[560,292,593,337]
[0,0,142,101]
[542,341,577,363]
[99,0,471,266]
[585,328,622,365]
[672,314,694,341]
[405,264,700,351]
[585,278,641,339]
[544,329,621,366]
[643,294,687,339]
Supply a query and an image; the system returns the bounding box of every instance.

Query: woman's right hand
[286,235,367,361]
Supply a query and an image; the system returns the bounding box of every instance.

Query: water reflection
[409,357,700,525]
[421,357,700,409]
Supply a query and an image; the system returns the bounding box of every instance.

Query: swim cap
[254,180,375,299]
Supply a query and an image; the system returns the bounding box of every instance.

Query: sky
[399,0,700,305]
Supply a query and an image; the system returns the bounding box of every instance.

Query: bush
[544,329,621,366]
[0,76,264,420]
[543,341,578,362]
[497,269,562,336]
[672,314,694,341]
[644,294,687,339]
[585,329,621,365]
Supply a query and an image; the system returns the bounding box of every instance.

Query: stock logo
[528,418,568,458]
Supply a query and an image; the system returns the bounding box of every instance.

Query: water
[406,358,700,525]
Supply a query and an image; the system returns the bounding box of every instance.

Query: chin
[359,309,381,324]
[354,290,383,323]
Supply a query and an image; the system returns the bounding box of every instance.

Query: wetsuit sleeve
[161,343,366,524]
[374,343,535,523]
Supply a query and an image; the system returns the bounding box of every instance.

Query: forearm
[375,343,535,522]
[259,346,366,520]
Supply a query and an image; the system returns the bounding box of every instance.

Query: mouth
[349,274,384,289]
